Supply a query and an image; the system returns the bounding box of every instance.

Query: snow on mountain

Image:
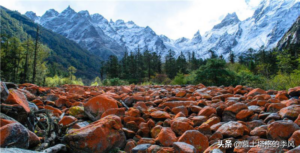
[25,6,169,58]
[25,0,300,59]
[167,0,300,58]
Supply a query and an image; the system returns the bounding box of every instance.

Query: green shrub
[171,72,187,85]
[45,75,84,87]
[102,78,129,86]
[90,77,102,86]
[264,72,300,90]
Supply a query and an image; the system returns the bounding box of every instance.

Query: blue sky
[0,0,262,39]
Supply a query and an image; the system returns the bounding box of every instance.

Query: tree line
[101,49,207,84]
[101,44,300,90]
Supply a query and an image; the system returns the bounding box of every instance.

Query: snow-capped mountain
[26,6,128,59]
[165,0,300,58]
[25,0,300,59]
[25,6,169,59]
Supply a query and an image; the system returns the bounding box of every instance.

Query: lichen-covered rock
[216,121,244,138]
[170,117,194,135]
[84,95,118,119]
[178,130,209,153]
[0,123,29,148]
[64,115,126,153]
[155,127,177,147]
[5,89,30,113]
[267,120,300,140]
[288,86,300,97]
[173,142,196,153]
[150,111,170,119]
[279,105,300,120]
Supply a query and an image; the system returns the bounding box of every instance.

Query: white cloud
[0,0,262,39]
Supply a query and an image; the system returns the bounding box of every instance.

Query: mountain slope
[1,6,101,80]
[277,16,300,49]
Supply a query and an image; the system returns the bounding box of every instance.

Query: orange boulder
[64,115,126,153]
[59,116,78,127]
[289,130,300,147]
[150,111,171,119]
[44,105,62,117]
[155,127,177,147]
[170,117,194,136]
[279,105,300,120]
[247,88,267,97]
[267,120,299,140]
[101,108,125,118]
[172,106,188,117]
[178,130,209,153]
[216,121,244,138]
[84,94,118,119]
[198,106,216,117]
[5,89,30,113]
[0,123,29,148]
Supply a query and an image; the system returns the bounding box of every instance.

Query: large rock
[198,106,216,117]
[267,120,300,140]
[289,130,300,147]
[247,88,266,97]
[173,142,196,153]
[0,82,9,102]
[170,117,194,135]
[178,130,209,153]
[216,121,244,138]
[155,127,177,147]
[0,122,29,148]
[279,105,300,120]
[224,103,247,114]
[5,89,30,113]
[288,86,300,97]
[132,144,151,153]
[84,95,118,119]
[150,111,171,119]
[64,115,126,153]
[0,148,41,153]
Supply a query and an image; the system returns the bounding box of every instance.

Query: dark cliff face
[277,16,300,50]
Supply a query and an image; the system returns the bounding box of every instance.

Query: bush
[102,78,129,86]
[264,72,300,90]
[183,71,197,85]
[151,73,171,85]
[45,75,84,87]
[195,59,235,86]
[171,72,187,85]
[90,77,102,86]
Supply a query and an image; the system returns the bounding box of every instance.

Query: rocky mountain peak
[78,10,90,18]
[213,12,240,29]
[25,11,39,21]
[191,30,202,44]
[61,5,76,16]
[40,9,58,22]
